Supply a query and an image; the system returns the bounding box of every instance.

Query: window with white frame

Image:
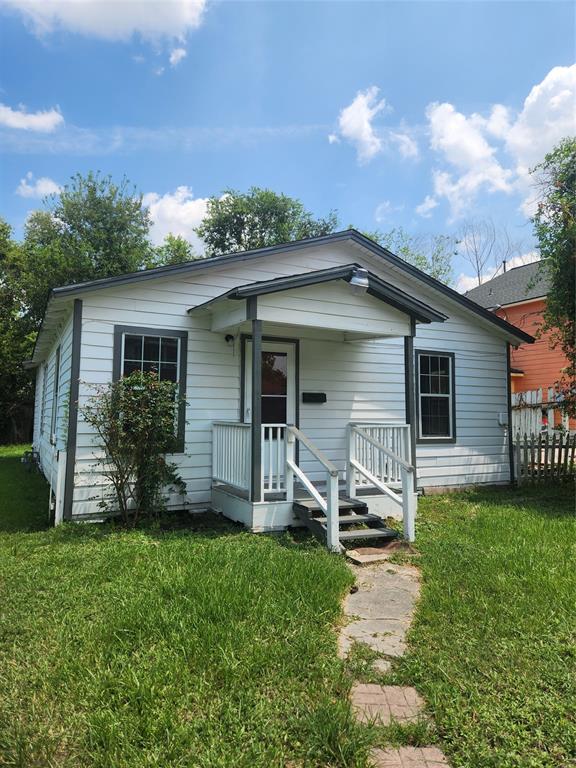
[416,351,455,441]
[121,334,180,383]
[113,326,188,451]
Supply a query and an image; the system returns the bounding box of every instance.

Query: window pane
[262,352,287,395]
[421,396,450,437]
[142,360,159,376]
[161,337,178,363]
[123,360,141,377]
[124,335,142,361]
[262,395,287,423]
[437,372,450,394]
[420,372,431,394]
[438,356,450,375]
[143,336,160,362]
[420,355,430,374]
[160,362,178,383]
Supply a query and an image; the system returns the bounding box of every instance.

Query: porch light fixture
[349,267,369,295]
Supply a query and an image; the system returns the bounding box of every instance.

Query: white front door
[244,341,296,494]
[244,341,296,425]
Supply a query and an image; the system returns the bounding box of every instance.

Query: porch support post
[248,297,263,503]
[404,317,417,490]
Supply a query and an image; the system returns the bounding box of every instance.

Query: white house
[28,230,533,550]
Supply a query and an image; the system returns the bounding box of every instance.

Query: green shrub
[82,371,186,525]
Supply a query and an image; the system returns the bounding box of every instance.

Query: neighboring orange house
[466,262,574,430]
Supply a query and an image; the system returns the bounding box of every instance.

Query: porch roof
[188,263,447,327]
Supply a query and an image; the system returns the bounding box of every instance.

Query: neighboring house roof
[30,229,534,364]
[465,261,548,309]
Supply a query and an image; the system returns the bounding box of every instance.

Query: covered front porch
[189,263,447,551]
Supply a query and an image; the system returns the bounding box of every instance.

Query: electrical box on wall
[498,412,509,426]
[302,392,327,404]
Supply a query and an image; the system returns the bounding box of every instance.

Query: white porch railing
[347,423,416,541]
[261,424,287,497]
[285,425,341,552]
[347,423,411,489]
[212,422,251,491]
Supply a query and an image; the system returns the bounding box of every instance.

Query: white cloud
[327,133,339,144]
[169,47,187,67]
[415,195,438,218]
[456,250,540,293]
[390,131,418,159]
[374,200,403,223]
[0,102,63,132]
[424,64,576,220]
[16,171,61,198]
[142,186,208,249]
[2,0,206,42]
[334,86,387,163]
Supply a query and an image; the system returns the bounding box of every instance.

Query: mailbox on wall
[302,392,327,404]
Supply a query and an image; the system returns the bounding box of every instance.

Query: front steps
[292,495,400,546]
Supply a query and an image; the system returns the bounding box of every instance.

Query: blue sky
[1,0,574,289]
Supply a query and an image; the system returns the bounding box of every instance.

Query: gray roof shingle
[465,261,548,308]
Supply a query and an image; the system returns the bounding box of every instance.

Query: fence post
[515,432,522,485]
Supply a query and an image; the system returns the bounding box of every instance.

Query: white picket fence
[511,387,570,435]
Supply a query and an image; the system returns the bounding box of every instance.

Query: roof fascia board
[346,231,535,344]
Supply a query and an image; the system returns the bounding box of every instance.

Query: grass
[1,444,574,767]
[0,445,367,768]
[391,484,576,768]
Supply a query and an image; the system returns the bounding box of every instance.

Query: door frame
[240,335,300,429]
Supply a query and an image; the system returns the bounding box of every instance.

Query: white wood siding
[66,240,510,516]
[33,310,73,489]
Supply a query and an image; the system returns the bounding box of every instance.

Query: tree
[457,219,523,286]
[13,172,152,324]
[366,227,455,284]
[146,233,200,269]
[0,219,35,442]
[196,187,339,256]
[531,137,576,417]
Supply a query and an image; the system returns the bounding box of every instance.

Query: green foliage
[0,445,362,767]
[0,221,35,442]
[531,137,576,416]
[364,227,455,284]
[394,485,576,767]
[196,187,339,256]
[10,172,153,325]
[146,232,200,268]
[81,371,186,525]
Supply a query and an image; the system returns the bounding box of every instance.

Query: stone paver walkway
[370,746,450,767]
[339,563,420,659]
[351,683,426,725]
[340,559,451,767]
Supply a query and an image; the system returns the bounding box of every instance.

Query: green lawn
[395,485,576,768]
[0,445,574,768]
[0,446,363,768]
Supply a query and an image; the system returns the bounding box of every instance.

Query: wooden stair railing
[347,424,417,542]
[285,425,341,552]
